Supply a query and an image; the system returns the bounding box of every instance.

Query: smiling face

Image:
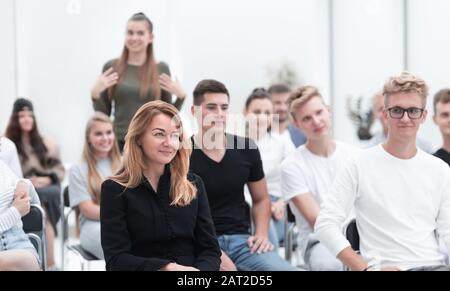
[271,92,290,123]
[88,121,115,158]
[125,20,153,54]
[140,113,181,167]
[193,92,229,135]
[292,96,331,141]
[245,98,273,138]
[384,91,427,142]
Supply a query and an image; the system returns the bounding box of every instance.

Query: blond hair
[288,85,323,121]
[383,71,429,107]
[111,100,197,207]
[83,112,121,204]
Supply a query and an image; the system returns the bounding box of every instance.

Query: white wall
[14,0,172,164]
[9,0,330,165]
[408,0,450,151]
[0,0,16,130]
[171,0,330,134]
[3,0,449,166]
[332,0,405,145]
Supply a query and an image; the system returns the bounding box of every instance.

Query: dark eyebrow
[152,128,166,132]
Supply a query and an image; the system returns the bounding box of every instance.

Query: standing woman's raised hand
[91,68,119,99]
[159,73,187,100]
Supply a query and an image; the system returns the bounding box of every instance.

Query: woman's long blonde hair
[111,101,197,207]
[83,112,121,204]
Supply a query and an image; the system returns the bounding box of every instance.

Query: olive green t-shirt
[92,60,184,142]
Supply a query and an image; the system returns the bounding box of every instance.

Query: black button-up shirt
[100,168,220,271]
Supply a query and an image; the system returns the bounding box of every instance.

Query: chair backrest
[61,186,100,269]
[22,204,47,271]
[284,203,297,262]
[63,186,70,208]
[60,186,72,270]
[345,219,360,251]
[62,186,80,240]
[286,203,296,223]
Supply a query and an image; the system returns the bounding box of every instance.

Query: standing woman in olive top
[91,12,187,152]
[100,101,220,271]
[68,112,121,259]
[5,98,65,269]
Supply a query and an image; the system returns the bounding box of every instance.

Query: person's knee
[24,259,41,271]
[0,253,40,271]
[309,257,342,271]
[0,256,6,271]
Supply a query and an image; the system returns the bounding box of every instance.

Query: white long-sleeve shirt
[0,137,23,178]
[315,145,450,270]
[0,160,40,234]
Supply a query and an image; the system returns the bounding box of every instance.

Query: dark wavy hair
[245,87,271,110]
[5,110,57,168]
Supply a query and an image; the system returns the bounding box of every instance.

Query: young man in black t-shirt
[433,89,450,166]
[189,79,296,271]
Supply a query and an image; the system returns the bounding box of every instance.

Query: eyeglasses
[387,106,425,119]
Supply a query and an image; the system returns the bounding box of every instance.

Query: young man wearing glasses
[365,92,433,153]
[315,72,450,271]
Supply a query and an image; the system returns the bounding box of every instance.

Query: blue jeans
[218,234,297,271]
[0,227,39,262]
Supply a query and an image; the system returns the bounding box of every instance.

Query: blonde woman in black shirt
[100,101,220,271]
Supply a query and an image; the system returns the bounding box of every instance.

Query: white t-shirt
[315,145,450,270]
[281,141,360,258]
[0,137,23,178]
[69,158,113,227]
[256,132,295,198]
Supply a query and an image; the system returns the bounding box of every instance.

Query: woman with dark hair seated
[6,98,65,270]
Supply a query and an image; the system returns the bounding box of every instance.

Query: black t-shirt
[434,148,450,167]
[190,134,265,236]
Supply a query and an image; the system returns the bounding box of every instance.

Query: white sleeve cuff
[0,207,22,233]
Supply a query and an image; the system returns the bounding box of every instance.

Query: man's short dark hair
[434,88,450,115]
[268,84,291,95]
[193,79,230,106]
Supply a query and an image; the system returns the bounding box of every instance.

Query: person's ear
[148,32,154,43]
[326,105,332,117]
[293,117,303,131]
[383,108,388,120]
